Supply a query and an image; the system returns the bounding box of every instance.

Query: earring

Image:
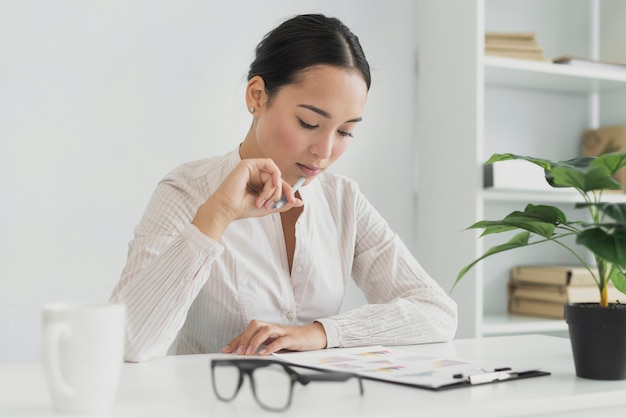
[249,106,255,113]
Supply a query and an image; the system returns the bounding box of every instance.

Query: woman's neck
[238,130,261,160]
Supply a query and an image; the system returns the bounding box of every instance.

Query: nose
[309,133,333,160]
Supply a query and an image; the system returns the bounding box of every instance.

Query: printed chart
[274,345,546,390]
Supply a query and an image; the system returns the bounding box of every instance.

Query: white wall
[0,0,417,362]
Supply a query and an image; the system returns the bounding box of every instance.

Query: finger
[245,325,282,355]
[235,320,267,355]
[281,181,298,203]
[270,178,306,211]
[258,323,327,354]
[255,174,282,209]
[258,336,294,356]
[255,159,282,189]
[220,337,241,354]
[273,197,304,212]
[248,159,282,192]
[245,161,281,209]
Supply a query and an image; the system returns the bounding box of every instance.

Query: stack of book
[485,32,548,62]
[508,265,622,319]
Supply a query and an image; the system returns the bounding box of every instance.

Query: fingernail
[245,345,254,355]
[237,345,245,354]
[273,198,287,210]
[258,199,266,208]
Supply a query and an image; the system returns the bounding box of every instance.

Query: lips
[297,163,322,177]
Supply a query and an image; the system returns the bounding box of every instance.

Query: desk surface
[2,335,626,418]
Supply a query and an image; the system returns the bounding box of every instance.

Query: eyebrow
[297,104,363,123]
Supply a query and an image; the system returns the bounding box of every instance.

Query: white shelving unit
[485,55,626,93]
[415,0,626,339]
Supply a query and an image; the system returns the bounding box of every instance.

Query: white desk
[2,335,626,418]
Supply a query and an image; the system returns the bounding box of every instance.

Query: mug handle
[43,322,75,398]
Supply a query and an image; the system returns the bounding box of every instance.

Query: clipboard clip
[454,368,519,385]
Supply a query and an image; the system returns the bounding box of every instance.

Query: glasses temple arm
[296,372,364,395]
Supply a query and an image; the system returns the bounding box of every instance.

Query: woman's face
[247,65,368,185]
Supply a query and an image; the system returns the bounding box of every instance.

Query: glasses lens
[252,364,293,411]
[212,363,241,401]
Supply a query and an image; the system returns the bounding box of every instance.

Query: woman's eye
[338,130,353,138]
[298,119,318,130]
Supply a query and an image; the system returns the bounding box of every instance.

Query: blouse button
[294,266,302,273]
[286,311,294,320]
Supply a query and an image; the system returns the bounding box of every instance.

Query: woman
[111,14,457,362]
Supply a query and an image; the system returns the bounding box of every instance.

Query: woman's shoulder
[163,150,239,186]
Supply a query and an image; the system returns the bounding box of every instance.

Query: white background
[0,0,417,362]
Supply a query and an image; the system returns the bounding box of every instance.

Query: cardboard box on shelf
[581,125,626,192]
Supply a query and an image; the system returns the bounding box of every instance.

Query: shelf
[483,313,568,336]
[482,188,626,204]
[484,55,626,94]
[417,0,626,341]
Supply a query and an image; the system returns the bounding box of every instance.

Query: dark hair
[248,14,371,99]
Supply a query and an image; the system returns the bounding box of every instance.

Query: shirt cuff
[314,318,339,348]
[181,223,224,258]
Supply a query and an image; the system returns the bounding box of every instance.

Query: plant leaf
[485,153,554,170]
[610,268,626,296]
[574,202,626,224]
[591,151,626,175]
[610,267,626,303]
[548,164,621,191]
[467,204,566,238]
[599,203,626,224]
[577,227,626,268]
[454,232,531,289]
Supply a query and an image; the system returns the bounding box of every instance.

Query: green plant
[455,151,626,307]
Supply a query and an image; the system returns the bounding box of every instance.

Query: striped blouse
[110,148,457,362]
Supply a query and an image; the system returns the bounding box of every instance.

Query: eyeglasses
[210,358,364,412]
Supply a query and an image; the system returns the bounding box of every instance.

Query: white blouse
[110,149,457,362]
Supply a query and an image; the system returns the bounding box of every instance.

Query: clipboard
[273,345,550,391]
[360,366,550,391]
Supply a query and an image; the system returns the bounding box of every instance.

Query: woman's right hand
[192,158,303,240]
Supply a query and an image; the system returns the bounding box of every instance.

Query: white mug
[42,302,126,414]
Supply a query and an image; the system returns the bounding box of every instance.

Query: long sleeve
[317,238,458,348]
[110,166,224,362]
[315,181,457,348]
[111,224,223,362]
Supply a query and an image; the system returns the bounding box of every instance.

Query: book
[509,297,565,319]
[510,265,598,286]
[273,345,549,391]
[486,44,544,54]
[484,32,548,62]
[485,32,536,42]
[485,38,541,48]
[509,280,621,304]
[553,55,626,73]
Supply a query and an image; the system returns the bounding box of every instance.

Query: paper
[273,345,547,390]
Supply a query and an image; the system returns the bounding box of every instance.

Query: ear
[246,76,268,113]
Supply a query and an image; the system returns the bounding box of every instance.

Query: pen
[453,368,516,385]
[273,177,305,210]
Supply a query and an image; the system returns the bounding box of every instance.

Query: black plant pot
[565,303,626,380]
